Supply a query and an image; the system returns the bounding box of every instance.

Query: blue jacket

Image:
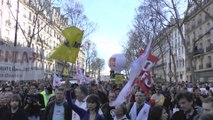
[66,91,105,120]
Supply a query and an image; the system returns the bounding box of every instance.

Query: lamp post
[14,0,20,46]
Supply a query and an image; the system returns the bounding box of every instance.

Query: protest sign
[0,45,44,80]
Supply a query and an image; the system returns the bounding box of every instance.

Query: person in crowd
[101,90,116,120]
[128,90,150,120]
[66,90,105,120]
[90,83,108,105]
[148,105,168,120]
[151,85,165,106]
[193,86,203,107]
[72,85,89,120]
[202,97,213,114]
[23,83,41,120]
[194,113,213,120]
[43,87,72,120]
[0,94,28,120]
[39,84,54,110]
[114,103,129,120]
[171,91,198,120]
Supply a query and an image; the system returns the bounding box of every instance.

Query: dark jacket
[66,91,105,120]
[171,109,198,120]
[101,102,115,120]
[0,106,28,120]
[43,101,72,120]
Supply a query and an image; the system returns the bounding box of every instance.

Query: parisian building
[0,0,85,79]
[185,0,213,82]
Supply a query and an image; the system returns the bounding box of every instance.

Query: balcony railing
[194,48,204,55]
[199,65,203,69]
[206,63,212,68]
[206,44,213,52]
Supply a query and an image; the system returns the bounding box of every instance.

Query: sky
[79,0,140,75]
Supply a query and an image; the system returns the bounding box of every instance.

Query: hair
[30,83,38,89]
[202,97,213,107]
[119,103,127,115]
[176,91,194,102]
[195,113,213,120]
[78,85,88,95]
[86,94,100,111]
[55,87,65,93]
[9,94,22,107]
[148,106,164,120]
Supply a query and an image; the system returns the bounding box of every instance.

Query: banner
[0,45,44,80]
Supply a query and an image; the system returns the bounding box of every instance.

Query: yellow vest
[40,90,54,107]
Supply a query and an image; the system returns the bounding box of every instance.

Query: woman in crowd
[148,105,168,120]
[0,94,28,120]
[66,90,105,120]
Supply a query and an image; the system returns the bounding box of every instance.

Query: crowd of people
[0,79,213,120]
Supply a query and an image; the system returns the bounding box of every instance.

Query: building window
[207,39,211,44]
[208,56,211,63]
[200,43,203,49]
[29,12,31,20]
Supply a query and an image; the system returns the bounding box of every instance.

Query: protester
[0,94,28,120]
[90,83,108,105]
[114,103,129,120]
[151,85,165,106]
[202,97,213,114]
[23,83,41,120]
[128,90,150,120]
[194,113,213,120]
[171,91,198,120]
[101,90,116,120]
[148,105,168,120]
[66,90,105,120]
[72,85,89,120]
[43,87,71,120]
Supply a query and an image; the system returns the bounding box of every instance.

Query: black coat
[0,106,28,120]
[43,101,72,120]
[171,109,198,120]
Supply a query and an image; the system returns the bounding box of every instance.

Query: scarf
[129,102,150,120]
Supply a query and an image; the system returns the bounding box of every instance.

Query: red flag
[134,50,159,94]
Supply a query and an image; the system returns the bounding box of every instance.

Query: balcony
[206,63,212,68]
[206,44,213,52]
[194,48,204,55]
[199,65,203,69]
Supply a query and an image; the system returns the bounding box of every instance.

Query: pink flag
[53,74,62,87]
[76,64,86,84]
[112,39,153,106]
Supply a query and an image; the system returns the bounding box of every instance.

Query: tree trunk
[171,53,178,82]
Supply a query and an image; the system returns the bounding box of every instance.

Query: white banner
[0,45,44,80]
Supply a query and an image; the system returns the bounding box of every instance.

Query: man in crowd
[43,87,71,120]
[114,103,129,120]
[128,90,150,120]
[101,90,116,120]
[171,91,198,120]
[90,83,108,105]
[24,83,41,120]
[72,85,88,120]
[202,96,213,114]
[151,85,165,106]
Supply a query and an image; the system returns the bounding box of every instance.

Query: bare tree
[90,58,105,79]
[83,39,97,76]
[62,0,97,40]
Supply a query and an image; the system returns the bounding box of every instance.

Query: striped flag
[112,39,153,106]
